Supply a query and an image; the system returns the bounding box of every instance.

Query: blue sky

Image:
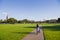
[0,0,60,21]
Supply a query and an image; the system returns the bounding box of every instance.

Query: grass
[0,24,36,40]
[0,23,60,40]
[43,23,60,40]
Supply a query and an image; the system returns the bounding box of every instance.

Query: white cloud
[2,12,8,15]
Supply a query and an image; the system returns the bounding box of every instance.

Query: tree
[22,19,28,23]
[7,18,17,24]
[21,19,34,23]
[18,20,22,23]
[57,18,60,23]
[0,19,3,23]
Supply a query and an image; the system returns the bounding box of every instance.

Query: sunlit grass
[0,24,36,40]
[43,23,60,40]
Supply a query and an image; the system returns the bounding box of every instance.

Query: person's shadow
[24,25,60,31]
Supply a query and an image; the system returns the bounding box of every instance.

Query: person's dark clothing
[36,24,40,34]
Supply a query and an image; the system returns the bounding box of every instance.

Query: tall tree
[0,19,3,23]
[57,18,60,23]
[7,18,17,24]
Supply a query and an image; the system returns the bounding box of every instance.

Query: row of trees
[0,18,60,24]
[0,18,17,24]
[43,18,60,23]
[0,18,40,24]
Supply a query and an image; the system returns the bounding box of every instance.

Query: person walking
[36,24,40,34]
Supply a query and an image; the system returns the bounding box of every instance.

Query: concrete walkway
[22,26,44,40]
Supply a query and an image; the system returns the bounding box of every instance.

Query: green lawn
[0,23,60,40]
[43,23,60,40]
[0,24,36,40]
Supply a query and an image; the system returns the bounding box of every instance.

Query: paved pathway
[22,26,44,40]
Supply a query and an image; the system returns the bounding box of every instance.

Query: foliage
[0,19,2,23]
[7,18,17,24]
[57,18,60,23]
[0,17,60,24]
